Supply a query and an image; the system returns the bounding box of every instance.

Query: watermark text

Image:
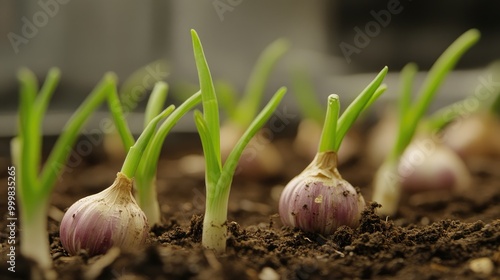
[6,166,17,273]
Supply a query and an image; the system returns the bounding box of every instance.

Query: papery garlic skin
[60,172,149,256]
[279,152,365,235]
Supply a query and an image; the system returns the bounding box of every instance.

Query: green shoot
[233,38,289,127]
[103,71,202,224]
[120,106,175,178]
[373,29,481,216]
[103,61,169,161]
[291,67,388,127]
[107,76,203,224]
[15,69,115,272]
[393,29,480,161]
[39,73,117,197]
[317,67,388,154]
[144,81,169,127]
[192,30,221,165]
[107,77,135,151]
[191,29,287,253]
[135,90,202,224]
[334,68,388,152]
[318,95,340,153]
[391,63,418,160]
[425,62,500,130]
[290,67,326,124]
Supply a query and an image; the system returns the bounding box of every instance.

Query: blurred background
[1,0,499,138]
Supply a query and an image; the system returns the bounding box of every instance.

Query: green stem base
[202,193,229,253]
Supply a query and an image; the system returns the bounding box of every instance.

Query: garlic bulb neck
[302,151,341,180]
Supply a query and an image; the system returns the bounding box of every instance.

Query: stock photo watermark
[6,166,17,273]
[213,0,243,21]
[339,0,411,64]
[7,0,71,54]
[441,74,500,125]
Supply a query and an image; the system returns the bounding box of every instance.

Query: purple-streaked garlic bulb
[398,138,472,193]
[279,151,365,235]
[60,172,149,256]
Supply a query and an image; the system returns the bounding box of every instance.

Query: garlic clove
[279,152,365,235]
[60,172,149,256]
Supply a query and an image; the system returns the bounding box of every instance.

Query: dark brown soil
[0,133,499,280]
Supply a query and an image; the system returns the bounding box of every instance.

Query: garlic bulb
[60,172,149,256]
[279,152,365,235]
[399,139,472,193]
[442,113,500,161]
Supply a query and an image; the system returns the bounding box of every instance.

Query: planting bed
[0,127,500,280]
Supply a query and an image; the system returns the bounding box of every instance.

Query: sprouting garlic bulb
[279,152,366,235]
[60,172,149,256]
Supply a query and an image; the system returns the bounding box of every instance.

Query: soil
[0,130,499,280]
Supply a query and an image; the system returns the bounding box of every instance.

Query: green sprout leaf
[107,75,135,151]
[290,67,325,124]
[144,81,169,128]
[194,110,222,188]
[39,73,117,197]
[334,66,388,152]
[17,68,40,194]
[15,70,119,270]
[191,29,221,163]
[391,29,480,161]
[318,94,340,153]
[136,91,202,223]
[373,29,481,217]
[233,38,290,126]
[120,105,174,178]
[190,29,287,253]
